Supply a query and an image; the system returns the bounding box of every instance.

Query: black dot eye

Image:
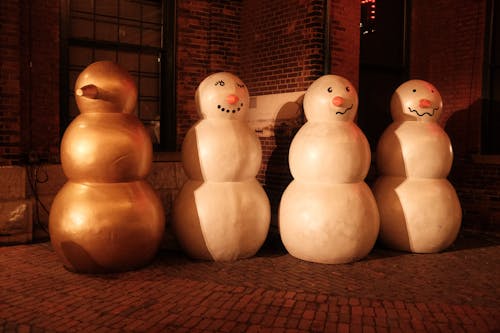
[346,86,350,92]
[215,80,225,86]
[236,83,245,88]
[412,89,417,92]
[327,87,333,93]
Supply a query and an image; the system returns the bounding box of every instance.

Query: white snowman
[372,79,462,253]
[279,74,380,264]
[172,72,270,261]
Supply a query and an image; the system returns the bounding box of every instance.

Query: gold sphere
[74,60,138,114]
[60,113,152,182]
[49,181,165,273]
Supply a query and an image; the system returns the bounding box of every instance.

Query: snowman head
[390,79,443,122]
[195,72,249,120]
[75,61,137,114]
[303,75,358,122]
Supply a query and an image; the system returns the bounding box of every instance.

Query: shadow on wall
[444,98,483,157]
[446,98,500,233]
[264,99,305,225]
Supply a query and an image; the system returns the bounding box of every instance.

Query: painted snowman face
[75,61,137,114]
[195,72,249,120]
[390,79,443,122]
[303,75,358,122]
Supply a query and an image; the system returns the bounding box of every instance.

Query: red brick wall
[330,0,360,87]
[410,0,486,135]
[26,1,60,162]
[240,0,319,214]
[449,157,500,233]
[0,1,22,164]
[240,0,325,95]
[0,0,60,165]
[410,0,499,232]
[176,0,242,150]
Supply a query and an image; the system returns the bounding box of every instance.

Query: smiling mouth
[408,107,439,117]
[336,104,353,115]
[217,104,242,114]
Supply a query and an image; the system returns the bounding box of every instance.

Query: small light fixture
[361,0,376,34]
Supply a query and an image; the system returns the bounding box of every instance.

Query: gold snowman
[49,61,165,273]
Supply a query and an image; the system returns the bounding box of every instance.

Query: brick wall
[410,0,499,232]
[449,156,500,233]
[0,0,60,165]
[176,0,242,150]
[240,0,317,218]
[410,0,485,131]
[240,0,325,95]
[0,1,22,164]
[329,0,360,87]
[25,1,60,163]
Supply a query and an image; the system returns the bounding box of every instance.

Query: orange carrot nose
[332,96,344,106]
[419,98,432,108]
[226,94,239,105]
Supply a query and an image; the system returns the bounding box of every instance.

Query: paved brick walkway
[0,229,499,333]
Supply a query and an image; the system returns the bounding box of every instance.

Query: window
[60,0,176,151]
[483,0,500,154]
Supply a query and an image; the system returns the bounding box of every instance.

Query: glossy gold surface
[74,61,138,114]
[49,181,165,273]
[50,61,165,273]
[60,112,152,182]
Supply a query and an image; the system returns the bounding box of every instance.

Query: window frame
[59,0,177,151]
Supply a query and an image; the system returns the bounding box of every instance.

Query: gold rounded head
[75,61,138,114]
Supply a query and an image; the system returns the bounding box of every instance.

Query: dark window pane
[95,0,117,16]
[71,0,93,13]
[119,23,141,44]
[69,46,93,66]
[71,17,93,39]
[118,51,139,72]
[95,21,118,42]
[120,0,141,20]
[140,53,159,73]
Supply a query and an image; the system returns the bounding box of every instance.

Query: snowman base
[373,176,462,253]
[49,181,165,273]
[172,179,270,261]
[279,180,380,264]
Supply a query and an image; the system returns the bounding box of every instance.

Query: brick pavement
[0,229,499,333]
